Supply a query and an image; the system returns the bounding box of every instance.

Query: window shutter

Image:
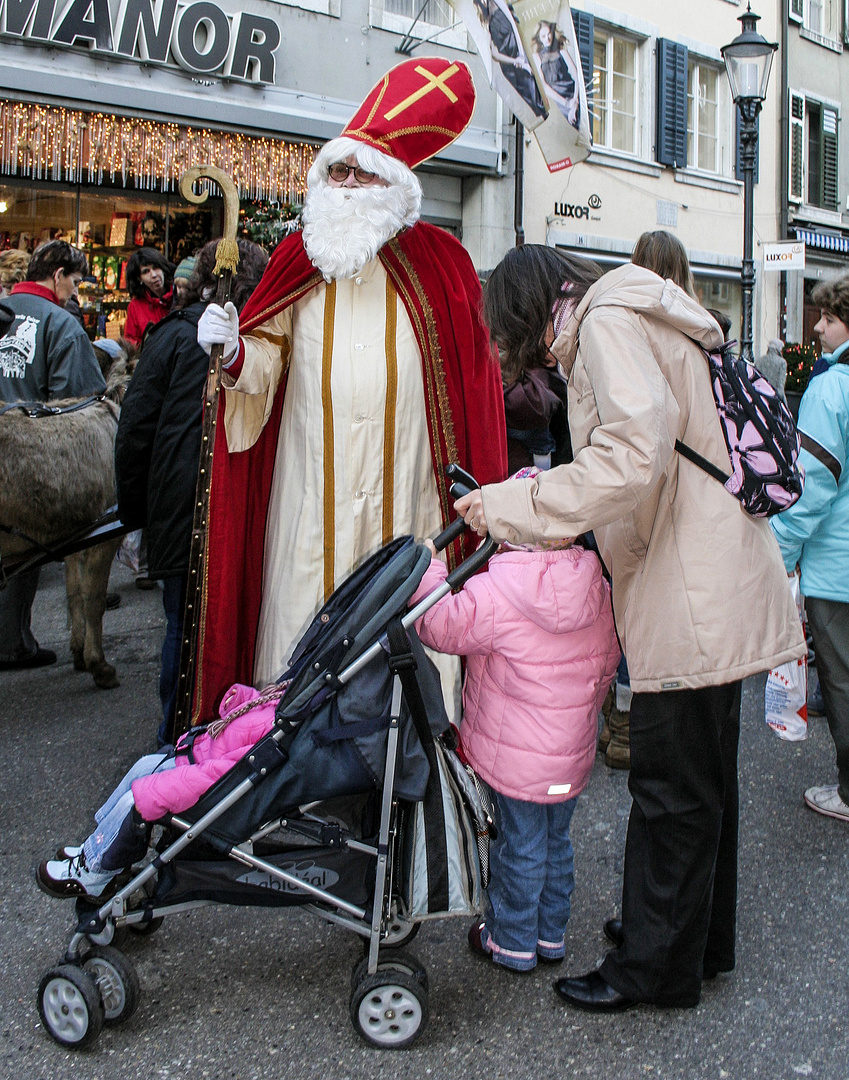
[572,10,594,126]
[789,91,805,203]
[735,108,760,184]
[656,38,688,167]
[822,106,839,210]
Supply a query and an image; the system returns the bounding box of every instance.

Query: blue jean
[484,787,577,971]
[158,575,187,747]
[83,752,176,872]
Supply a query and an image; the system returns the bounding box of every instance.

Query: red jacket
[125,289,172,345]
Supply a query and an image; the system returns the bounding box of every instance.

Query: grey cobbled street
[1,561,847,1080]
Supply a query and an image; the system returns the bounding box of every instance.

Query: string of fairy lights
[0,101,316,202]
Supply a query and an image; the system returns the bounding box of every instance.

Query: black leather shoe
[604,918,624,948]
[553,969,638,1012]
[0,647,56,671]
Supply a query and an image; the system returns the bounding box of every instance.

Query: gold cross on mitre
[383,64,461,121]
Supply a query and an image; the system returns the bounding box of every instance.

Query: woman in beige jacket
[459,246,804,1012]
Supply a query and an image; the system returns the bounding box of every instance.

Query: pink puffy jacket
[411,547,619,803]
[131,684,279,821]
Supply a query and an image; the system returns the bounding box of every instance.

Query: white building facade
[521,0,783,359]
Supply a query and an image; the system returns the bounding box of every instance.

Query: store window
[0,178,222,340]
[687,61,720,173]
[692,275,742,346]
[592,29,638,154]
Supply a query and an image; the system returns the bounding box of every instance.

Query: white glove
[198,301,239,361]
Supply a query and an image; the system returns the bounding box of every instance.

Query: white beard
[302,183,415,280]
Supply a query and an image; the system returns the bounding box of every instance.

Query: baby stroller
[36,466,497,1051]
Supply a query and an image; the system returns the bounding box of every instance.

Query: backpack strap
[674,438,731,484]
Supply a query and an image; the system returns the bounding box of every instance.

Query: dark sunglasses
[328,163,377,184]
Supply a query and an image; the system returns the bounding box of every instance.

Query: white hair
[307,136,422,227]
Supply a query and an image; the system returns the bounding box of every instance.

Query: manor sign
[0,0,281,83]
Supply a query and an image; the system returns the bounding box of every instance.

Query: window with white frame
[592,28,638,154]
[800,0,842,43]
[370,0,466,50]
[687,60,720,172]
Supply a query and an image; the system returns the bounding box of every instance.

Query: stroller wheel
[82,946,140,1024]
[350,969,428,1050]
[126,915,164,938]
[351,948,429,993]
[378,913,420,950]
[37,964,105,1049]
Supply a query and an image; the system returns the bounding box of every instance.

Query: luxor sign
[0,0,281,83]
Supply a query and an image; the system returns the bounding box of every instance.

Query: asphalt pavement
[1,560,847,1080]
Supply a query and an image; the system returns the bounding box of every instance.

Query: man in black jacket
[115,239,268,744]
[0,241,105,671]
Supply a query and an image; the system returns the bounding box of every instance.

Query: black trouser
[805,597,849,804]
[600,681,742,1007]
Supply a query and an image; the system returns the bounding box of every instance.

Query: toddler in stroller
[36,683,286,900]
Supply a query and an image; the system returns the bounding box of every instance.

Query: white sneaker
[803,785,849,822]
[54,844,83,860]
[35,851,119,899]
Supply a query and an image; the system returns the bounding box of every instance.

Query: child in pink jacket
[36,683,285,901]
[411,525,619,971]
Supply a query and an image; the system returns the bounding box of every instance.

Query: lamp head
[721,4,778,103]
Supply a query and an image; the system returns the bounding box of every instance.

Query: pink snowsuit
[410,546,620,802]
[132,684,279,821]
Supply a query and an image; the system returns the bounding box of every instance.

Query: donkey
[0,353,132,688]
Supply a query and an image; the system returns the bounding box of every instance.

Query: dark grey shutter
[822,106,839,210]
[735,107,760,184]
[572,9,594,127]
[656,38,688,167]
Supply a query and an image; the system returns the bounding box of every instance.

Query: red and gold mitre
[341,56,476,169]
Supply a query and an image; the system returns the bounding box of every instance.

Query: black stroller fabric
[182,537,449,849]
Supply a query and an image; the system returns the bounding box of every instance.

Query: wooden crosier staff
[170,165,240,741]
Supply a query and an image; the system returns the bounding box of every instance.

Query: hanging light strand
[0,100,315,202]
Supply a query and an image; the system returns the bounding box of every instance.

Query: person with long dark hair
[115,239,269,745]
[455,243,804,1013]
[124,248,175,346]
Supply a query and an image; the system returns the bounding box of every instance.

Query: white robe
[223,257,460,713]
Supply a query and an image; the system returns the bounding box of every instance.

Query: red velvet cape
[192,222,507,722]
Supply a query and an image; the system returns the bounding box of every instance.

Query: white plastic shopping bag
[764,573,807,741]
[116,529,142,575]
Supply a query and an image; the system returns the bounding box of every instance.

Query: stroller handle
[432,463,485,553]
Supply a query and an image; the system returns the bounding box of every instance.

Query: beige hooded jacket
[481,263,805,693]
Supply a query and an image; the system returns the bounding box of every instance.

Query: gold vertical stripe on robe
[321,281,337,601]
[383,275,398,544]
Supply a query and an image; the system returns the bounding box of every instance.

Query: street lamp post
[721,4,777,363]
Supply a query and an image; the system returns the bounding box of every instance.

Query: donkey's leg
[82,540,121,689]
[64,553,87,670]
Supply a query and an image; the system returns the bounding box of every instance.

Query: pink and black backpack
[675,342,804,518]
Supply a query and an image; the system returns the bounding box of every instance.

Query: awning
[794,227,849,254]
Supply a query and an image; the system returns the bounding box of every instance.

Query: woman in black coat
[116,239,269,745]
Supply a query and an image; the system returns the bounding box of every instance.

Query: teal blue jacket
[771,339,849,602]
